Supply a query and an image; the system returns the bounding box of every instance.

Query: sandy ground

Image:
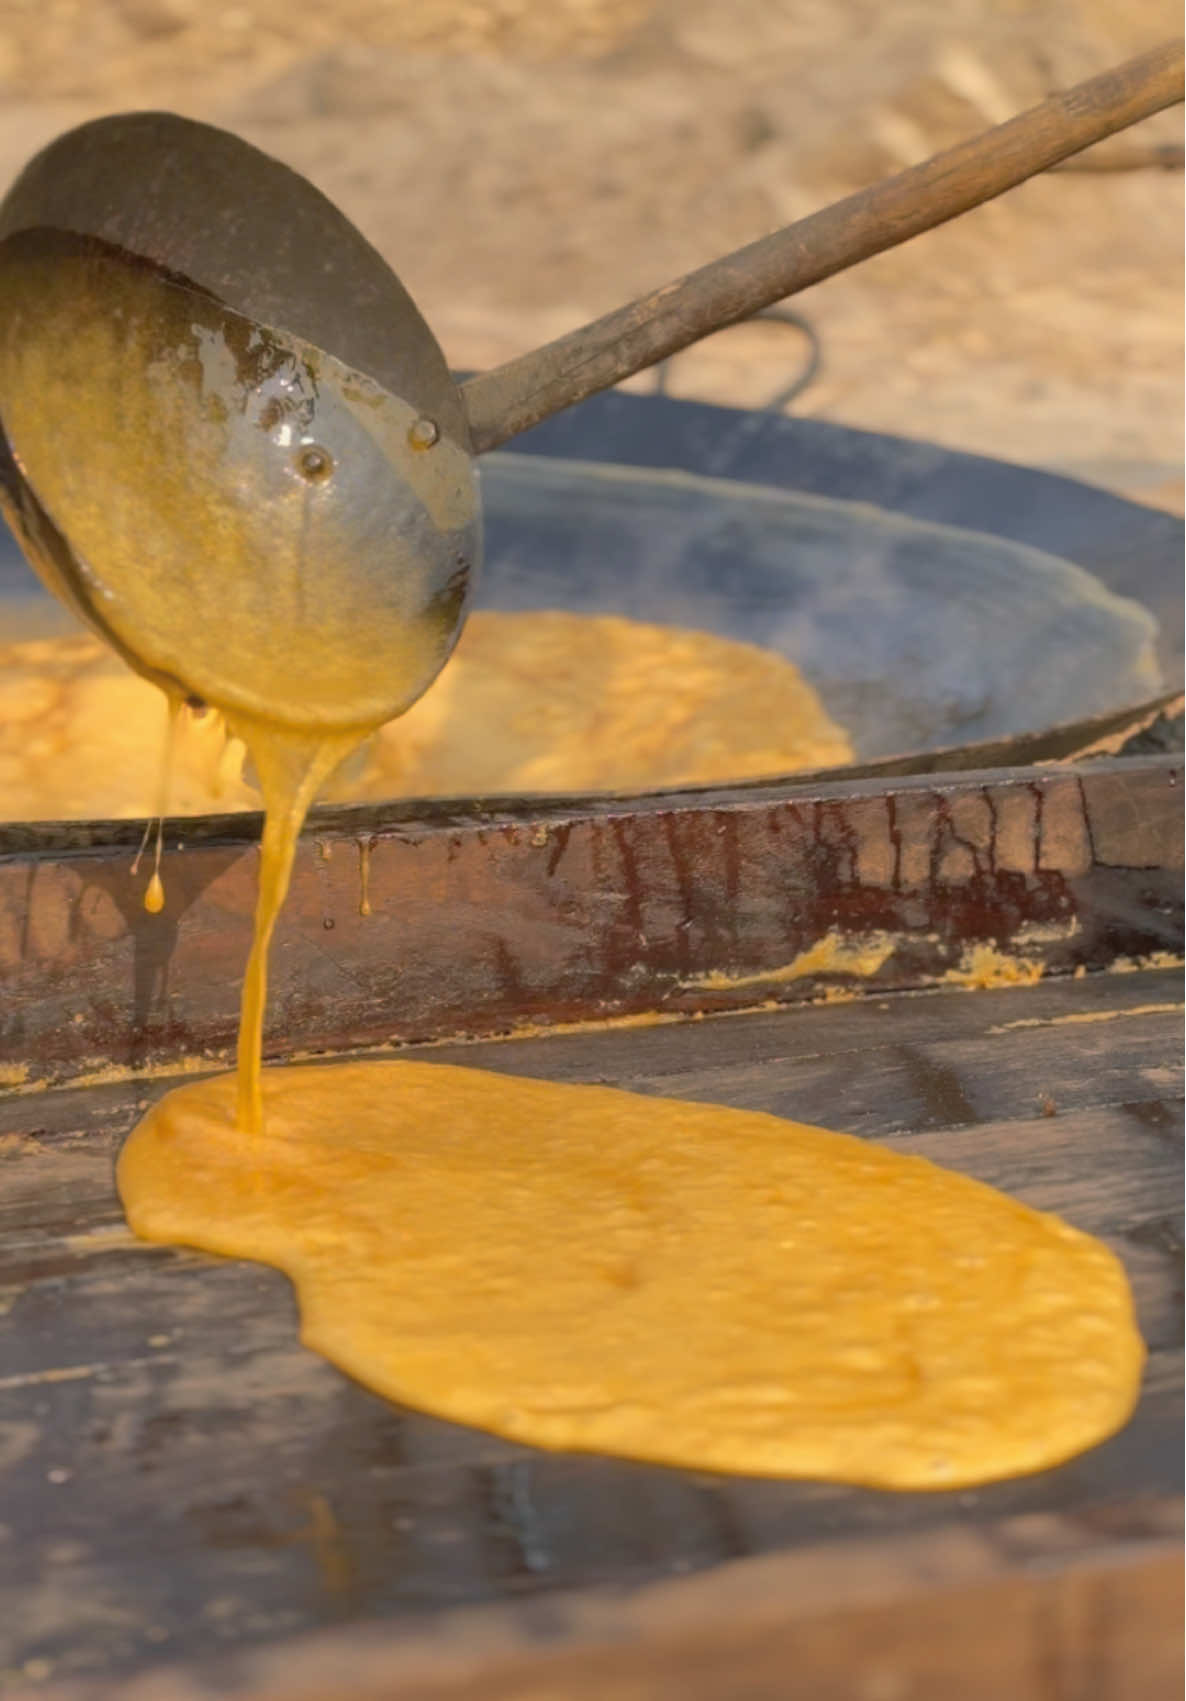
[0,0,1179,506]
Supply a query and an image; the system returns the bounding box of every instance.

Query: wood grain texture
[0,757,1180,1087]
[0,968,1180,1699]
[17,1530,1183,1701]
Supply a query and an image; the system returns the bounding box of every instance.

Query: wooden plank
[431,994,1185,1137]
[0,1293,1178,1690]
[0,971,1180,1696]
[2,963,1180,1144]
[0,757,1180,1086]
[29,1524,1179,1701]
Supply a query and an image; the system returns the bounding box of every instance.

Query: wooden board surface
[0,966,1181,1699]
[1,755,1181,1086]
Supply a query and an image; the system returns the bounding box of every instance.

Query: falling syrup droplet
[134,695,180,914]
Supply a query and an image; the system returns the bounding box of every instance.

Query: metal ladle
[0,43,1178,734]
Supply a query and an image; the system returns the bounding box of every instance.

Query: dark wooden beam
[1,756,1180,1085]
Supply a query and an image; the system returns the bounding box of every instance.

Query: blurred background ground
[0,0,1179,508]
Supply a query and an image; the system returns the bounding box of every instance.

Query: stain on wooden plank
[1,759,1180,1084]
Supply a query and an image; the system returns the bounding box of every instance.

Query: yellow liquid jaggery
[229,721,361,1133]
[118,1060,1145,1489]
[0,609,853,823]
[5,607,1144,1486]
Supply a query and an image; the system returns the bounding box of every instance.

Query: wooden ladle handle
[462,39,1184,453]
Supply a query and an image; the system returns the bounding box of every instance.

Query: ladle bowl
[0,114,479,731]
